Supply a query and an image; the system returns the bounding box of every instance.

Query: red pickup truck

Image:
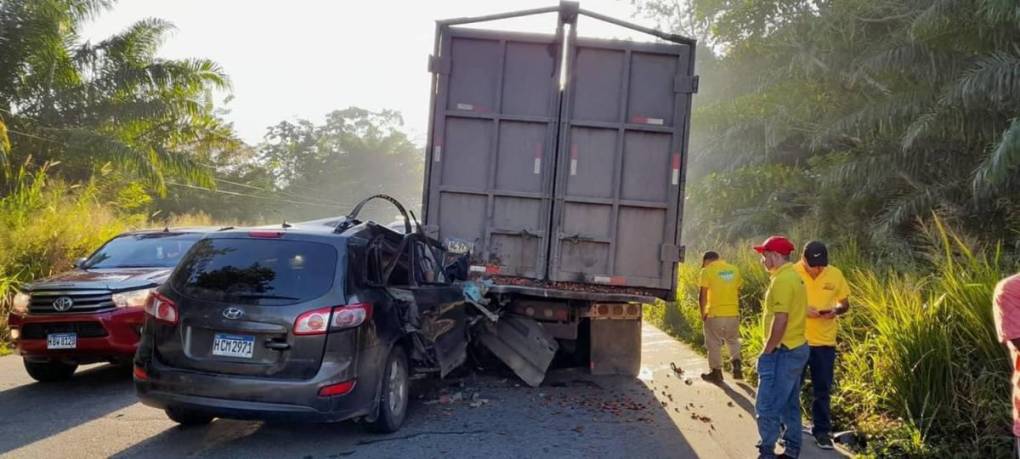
[8,228,211,382]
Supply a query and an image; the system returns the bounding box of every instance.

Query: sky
[81,0,663,146]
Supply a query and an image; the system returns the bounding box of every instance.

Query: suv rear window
[170,238,338,305]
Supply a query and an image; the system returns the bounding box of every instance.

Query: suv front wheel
[369,346,409,433]
[24,359,78,382]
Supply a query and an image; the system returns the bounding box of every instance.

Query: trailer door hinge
[559,1,579,24]
[674,75,699,94]
[660,244,683,262]
[428,55,451,75]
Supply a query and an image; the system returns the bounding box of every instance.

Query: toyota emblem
[52,296,74,312]
[222,307,244,320]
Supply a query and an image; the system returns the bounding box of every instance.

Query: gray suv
[134,197,471,432]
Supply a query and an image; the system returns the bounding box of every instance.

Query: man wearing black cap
[794,241,851,451]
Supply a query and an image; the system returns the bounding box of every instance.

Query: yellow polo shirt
[762,262,807,349]
[698,260,742,317]
[794,261,851,346]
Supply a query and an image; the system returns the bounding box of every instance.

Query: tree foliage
[637,0,1020,250]
[0,0,234,193]
[155,108,424,225]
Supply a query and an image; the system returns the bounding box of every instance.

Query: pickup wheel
[368,347,409,433]
[165,407,214,427]
[24,359,77,382]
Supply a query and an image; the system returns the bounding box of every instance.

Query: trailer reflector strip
[593,276,626,285]
[533,144,542,174]
[570,145,578,176]
[434,145,442,162]
[456,103,474,111]
[632,116,664,126]
[469,265,502,274]
[671,153,681,185]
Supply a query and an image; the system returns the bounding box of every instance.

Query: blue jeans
[807,346,836,437]
[756,344,810,458]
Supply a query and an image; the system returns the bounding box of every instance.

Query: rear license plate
[212,333,255,359]
[47,333,77,349]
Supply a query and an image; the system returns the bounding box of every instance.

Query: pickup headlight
[12,292,30,316]
[112,288,156,308]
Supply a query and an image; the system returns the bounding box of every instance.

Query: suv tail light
[144,292,178,325]
[293,307,332,335]
[293,303,373,336]
[331,303,372,330]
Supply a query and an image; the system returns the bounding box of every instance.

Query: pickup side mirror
[73,257,87,269]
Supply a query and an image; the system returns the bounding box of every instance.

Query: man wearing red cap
[752,236,809,459]
[993,273,1020,457]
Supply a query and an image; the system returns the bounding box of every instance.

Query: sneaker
[700,369,723,383]
[815,435,834,450]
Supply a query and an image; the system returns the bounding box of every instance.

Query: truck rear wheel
[165,407,214,427]
[24,359,78,382]
[368,347,409,433]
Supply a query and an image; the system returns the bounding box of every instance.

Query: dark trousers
[806,345,836,437]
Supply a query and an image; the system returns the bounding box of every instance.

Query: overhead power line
[166,181,345,211]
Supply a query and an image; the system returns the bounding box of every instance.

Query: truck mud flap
[477,315,558,387]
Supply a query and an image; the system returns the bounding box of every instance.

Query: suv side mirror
[73,257,87,268]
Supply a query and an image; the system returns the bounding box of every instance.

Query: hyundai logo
[52,296,74,312]
[222,307,244,320]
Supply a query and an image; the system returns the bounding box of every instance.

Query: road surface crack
[355,429,488,446]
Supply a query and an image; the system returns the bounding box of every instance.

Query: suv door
[378,234,468,377]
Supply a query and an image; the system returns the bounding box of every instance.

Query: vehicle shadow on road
[111,370,701,458]
[0,363,135,455]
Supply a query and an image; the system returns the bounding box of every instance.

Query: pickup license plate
[212,333,255,359]
[47,333,77,349]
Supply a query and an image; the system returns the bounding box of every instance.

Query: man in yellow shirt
[698,251,744,382]
[794,241,851,451]
[753,236,810,459]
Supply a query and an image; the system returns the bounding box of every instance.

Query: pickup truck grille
[20,322,108,339]
[28,290,115,314]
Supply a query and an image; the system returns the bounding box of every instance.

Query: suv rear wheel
[24,359,78,382]
[369,347,409,433]
[165,407,214,427]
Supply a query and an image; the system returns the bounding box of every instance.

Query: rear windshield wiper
[231,294,301,301]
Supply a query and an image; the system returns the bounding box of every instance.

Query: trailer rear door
[548,35,695,291]
[423,29,562,279]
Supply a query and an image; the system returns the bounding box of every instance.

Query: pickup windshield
[83,233,203,269]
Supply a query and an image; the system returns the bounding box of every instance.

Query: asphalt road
[0,325,847,458]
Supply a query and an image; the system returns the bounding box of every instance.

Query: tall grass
[646,219,1018,457]
[0,164,131,351]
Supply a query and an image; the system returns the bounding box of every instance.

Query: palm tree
[0,0,233,193]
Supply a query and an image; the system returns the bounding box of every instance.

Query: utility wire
[212,176,347,207]
[166,181,345,210]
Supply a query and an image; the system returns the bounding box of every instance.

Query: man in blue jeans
[795,241,851,450]
[753,236,810,458]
